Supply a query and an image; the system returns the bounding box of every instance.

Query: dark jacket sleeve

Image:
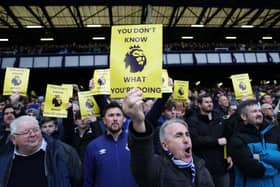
[93,95,109,114]
[0,128,9,148]
[128,121,160,186]
[193,156,215,187]
[90,121,104,139]
[60,141,83,187]
[0,142,14,187]
[228,135,266,177]
[61,107,75,144]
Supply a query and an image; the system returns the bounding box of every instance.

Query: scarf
[167,151,196,183]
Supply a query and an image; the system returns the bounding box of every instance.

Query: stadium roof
[0,0,280,44]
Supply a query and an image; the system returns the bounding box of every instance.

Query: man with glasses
[0,115,82,187]
[261,103,278,125]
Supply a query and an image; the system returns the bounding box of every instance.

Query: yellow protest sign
[91,69,110,95]
[162,69,173,93]
[173,80,189,101]
[61,84,74,99]
[43,84,69,118]
[231,73,253,100]
[110,24,162,98]
[78,91,100,119]
[3,67,30,96]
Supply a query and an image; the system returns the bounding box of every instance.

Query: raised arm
[123,88,145,132]
[123,88,160,186]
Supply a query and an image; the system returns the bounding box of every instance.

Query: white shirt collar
[14,138,47,157]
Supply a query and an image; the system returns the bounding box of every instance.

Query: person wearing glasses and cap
[261,103,278,126]
[0,115,82,187]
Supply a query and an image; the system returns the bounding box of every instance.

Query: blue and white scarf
[167,151,196,183]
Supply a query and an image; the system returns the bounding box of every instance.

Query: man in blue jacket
[83,101,137,187]
[229,99,280,187]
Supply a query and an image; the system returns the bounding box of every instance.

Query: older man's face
[11,120,42,155]
[161,122,193,162]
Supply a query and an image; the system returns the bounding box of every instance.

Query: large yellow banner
[91,69,110,95]
[78,91,100,119]
[110,24,162,98]
[43,84,70,118]
[173,80,189,101]
[3,67,30,96]
[231,73,253,100]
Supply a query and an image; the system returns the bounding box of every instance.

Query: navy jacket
[83,131,137,187]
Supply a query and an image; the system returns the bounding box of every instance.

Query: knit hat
[26,108,41,121]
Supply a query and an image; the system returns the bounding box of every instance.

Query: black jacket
[186,111,228,176]
[63,107,103,161]
[128,122,214,187]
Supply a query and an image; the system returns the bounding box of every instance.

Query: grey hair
[159,118,189,143]
[10,115,39,135]
[237,99,258,115]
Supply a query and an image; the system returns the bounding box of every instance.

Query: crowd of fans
[1,77,280,186]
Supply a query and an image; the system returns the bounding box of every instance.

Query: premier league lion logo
[178,87,184,95]
[239,81,247,91]
[11,76,22,86]
[97,76,106,86]
[52,95,62,107]
[124,45,147,73]
[85,98,94,109]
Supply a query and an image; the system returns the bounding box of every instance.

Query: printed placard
[231,73,253,100]
[3,67,30,96]
[173,80,189,101]
[110,24,163,98]
[78,91,100,119]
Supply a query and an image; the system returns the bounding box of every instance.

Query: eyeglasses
[265,107,273,110]
[14,127,41,137]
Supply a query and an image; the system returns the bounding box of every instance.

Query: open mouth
[185,147,191,154]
